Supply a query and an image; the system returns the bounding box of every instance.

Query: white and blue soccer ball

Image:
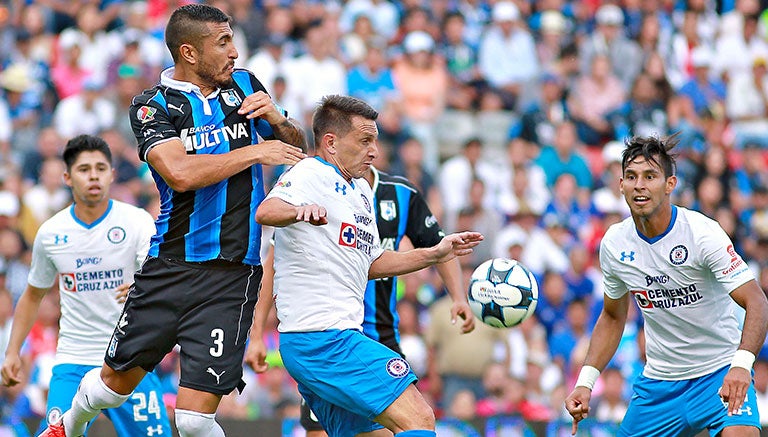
[468,258,539,328]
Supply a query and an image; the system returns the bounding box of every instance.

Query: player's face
[196,22,238,89]
[333,115,379,179]
[620,155,676,219]
[64,151,114,208]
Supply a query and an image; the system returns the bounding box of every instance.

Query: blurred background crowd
[1,0,768,434]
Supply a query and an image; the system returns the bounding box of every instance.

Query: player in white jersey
[565,135,768,436]
[256,95,482,437]
[1,135,170,436]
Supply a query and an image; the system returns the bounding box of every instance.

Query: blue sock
[394,431,436,437]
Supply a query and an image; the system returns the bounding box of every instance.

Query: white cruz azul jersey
[28,200,155,366]
[267,157,384,332]
[600,206,753,380]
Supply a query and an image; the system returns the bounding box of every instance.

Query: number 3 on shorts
[210,328,224,357]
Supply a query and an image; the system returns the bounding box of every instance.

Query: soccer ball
[468,258,538,328]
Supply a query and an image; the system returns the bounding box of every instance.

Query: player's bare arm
[147,139,305,192]
[566,293,629,435]
[368,232,483,280]
[1,285,49,386]
[256,197,328,227]
[435,259,475,333]
[245,245,276,373]
[720,280,768,415]
[237,91,307,151]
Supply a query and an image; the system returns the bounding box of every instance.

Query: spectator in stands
[535,121,592,191]
[452,179,502,265]
[592,366,628,424]
[0,229,28,304]
[0,63,42,156]
[478,1,539,111]
[56,4,121,85]
[678,46,726,118]
[52,76,116,139]
[439,11,483,111]
[340,13,377,66]
[438,137,498,221]
[21,157,69,228]
[715,13,768,83]
[726,53,768,149]
[397,299,429,377]
[347,38,399,112]
[568,54,626,146]
[536,270,572,339]
[339,0,400,41]
[245,34,293,98]
[755,355,768,425]
[536,10,570,73]
[543,173,599,240]
[579,4,642,90]
[497,138,550,219]
[426,292,509,411]
[475,362,517,417]
[563,244,597,302]
[549,298,591,372]
[393,30,448,173]
[607,72,669,140]
[509,71,569,149]
[593,140,631,218]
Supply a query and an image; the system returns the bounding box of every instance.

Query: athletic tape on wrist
[730,349,756,371]
[575,365,601,390]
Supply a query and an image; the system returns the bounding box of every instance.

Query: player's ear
[179,43,197,65]
[62,171,72,188]
[665,175,677,194]
[323,133,336,154]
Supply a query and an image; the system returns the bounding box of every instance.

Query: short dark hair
[312,95,378,149]
[62,135,112,170]
[165,4,230,63]
[621,134,678,178]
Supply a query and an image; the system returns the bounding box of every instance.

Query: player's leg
[36,364,93,435]
[300,399,328,437]
[618,374,690,436]
[372,384,435,433]
[102,370,171,437]
[174,263,262,436]
[280,330,431,436]
[43,257,185,437]
[686,365,760,436]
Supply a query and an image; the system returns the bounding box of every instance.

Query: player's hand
[115,283,131,304]
[565,386,592,435]
[1,353,23,387]
[254,140,306,166]
[295,204,328,226]
[244,338,270,373]
[720,367,751,416]
[238,90,285,125]
[450,300,475,334]
[434,232,483,262]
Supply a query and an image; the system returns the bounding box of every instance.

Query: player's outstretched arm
[256,198,328,227]
[237,90,307,151]
[435,258,475,333]
[565,293,629,435]
[720,280,768,415]
[369,232,483,280]
[1,285,49,387]
[146,138,305,192]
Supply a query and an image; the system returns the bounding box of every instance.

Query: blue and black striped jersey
[130,68,283,265]
[362,168,445,353]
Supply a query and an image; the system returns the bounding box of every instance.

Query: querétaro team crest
[379,200,396,221]
[221,89,242,107]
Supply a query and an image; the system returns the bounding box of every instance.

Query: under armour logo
[167,103,184,114]
[146,425,164,436]
[54,234,68,245]
[620,251,635,262]
[335,182,347,195]
[207,367,225,385]
[116,313,128,335]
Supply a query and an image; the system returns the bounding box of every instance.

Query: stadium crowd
[1,0,768,434]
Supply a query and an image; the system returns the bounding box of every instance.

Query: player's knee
[175,409,224,437]
[79,368,130,410]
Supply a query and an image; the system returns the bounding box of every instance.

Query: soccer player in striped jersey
[566,135,768,436]
[1,134,171,436]
[36,5,306,437]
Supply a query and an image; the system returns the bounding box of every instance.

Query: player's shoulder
[109,199,152,219]
[130,85,165,108]
[675,206,718,228]
[37,205,76,234]
[601,216,636,249]
[377,170,418,192]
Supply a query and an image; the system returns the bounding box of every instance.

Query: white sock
[175,409,226,437]
[63,368,130,436]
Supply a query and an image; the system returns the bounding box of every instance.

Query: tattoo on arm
[273,118,308,151]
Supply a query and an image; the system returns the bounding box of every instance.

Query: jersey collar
[160,68,219,116]
[370,166,380,193]
[313,156,355,189]
[70,199,113,229]
[636,204,678,244]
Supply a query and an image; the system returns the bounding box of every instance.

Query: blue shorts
[280,329,418,436]
[619,365,760,436]
[38,364,171,436]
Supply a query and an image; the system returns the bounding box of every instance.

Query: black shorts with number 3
[105,256,262,395]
